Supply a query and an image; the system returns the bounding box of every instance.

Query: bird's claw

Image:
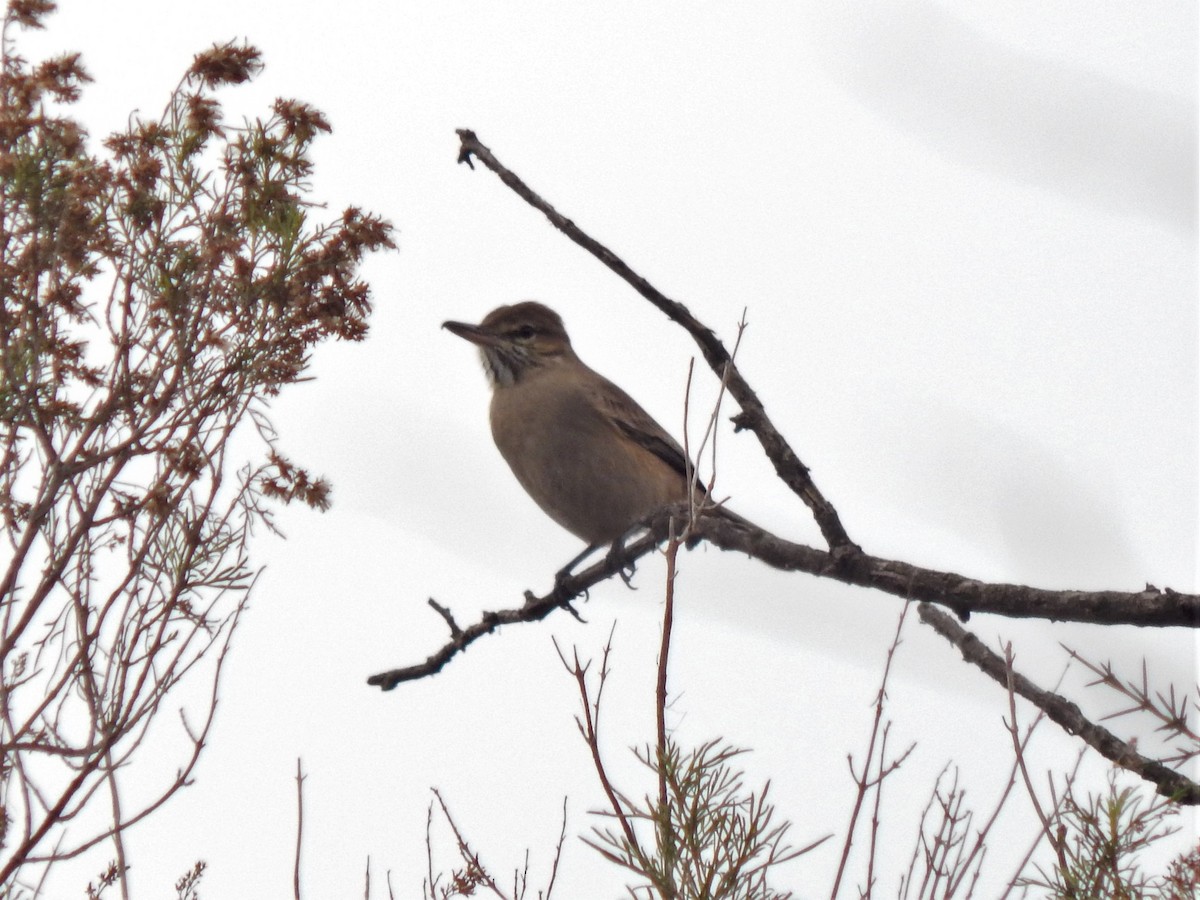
[560,599,587,622]
[605,540,638,590]
[551,565,592,607]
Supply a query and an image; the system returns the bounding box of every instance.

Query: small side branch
[918,603,1200,805]
[366,528,663,690]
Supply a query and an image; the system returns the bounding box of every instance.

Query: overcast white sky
[18,1,1198,896]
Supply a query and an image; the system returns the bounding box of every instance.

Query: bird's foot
[559,598,587,622]
[605,538,638,590]
[537,580,590,619]
[553,541,602,592]
[552,567,591,603]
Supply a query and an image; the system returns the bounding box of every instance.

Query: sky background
[16,1,1198,897]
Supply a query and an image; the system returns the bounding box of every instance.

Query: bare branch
[692,515,1199,627]
[918,604,1200,804]
[367,526,665,690]
[831,601,915,900]
[373,507,1198,692]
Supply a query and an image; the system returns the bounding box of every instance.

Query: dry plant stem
[1003,646,1055,841]
[943,685,1051,898]
[554,630,645,864]
[295,759,305,900]
[656,530,679,816]
[682,358,699,521]
[103,749,129,900]
[686,314,747,500]
[8,599,244,877]
[899,764,950,900]
[1002,750,1086,896]
[895,753,1028,898]
[455,128,857,556]
[422,790,566,900]
[922,780,958,900]
[544,797,568,900]
[424,802,436,900]
[830,601,917,900]
[918,603,1200,804]
[864,723,892,898]
[430,787,508,898]
[1000,654,1088,895]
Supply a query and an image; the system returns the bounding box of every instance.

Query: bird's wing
[590,375,698,485]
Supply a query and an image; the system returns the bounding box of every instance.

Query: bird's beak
[442,320,504,348]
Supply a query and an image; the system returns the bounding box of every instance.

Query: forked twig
[831,599,917,898]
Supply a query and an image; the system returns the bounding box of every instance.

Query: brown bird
[443,302,700,573]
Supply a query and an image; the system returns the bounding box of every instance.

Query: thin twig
[945,665,1053,897]
[1003,646,1054,840]
[553,629,643,858]
[294,758,305,900]
[1001,750,1085,896]
[543,797,569,900]
[831,600,915,898]
[425,801,436,900]
[657,528,680,814]
[430,788,509,898]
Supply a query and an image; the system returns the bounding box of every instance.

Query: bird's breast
[488,373,686,544]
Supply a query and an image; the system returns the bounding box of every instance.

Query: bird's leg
[554,541,603,591]
[605,523,651,589]
[555,520,655,592]
[610,539,637,588]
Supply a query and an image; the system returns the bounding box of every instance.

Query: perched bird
[443,302,700,565]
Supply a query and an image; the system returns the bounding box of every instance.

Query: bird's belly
[490,388,684,544]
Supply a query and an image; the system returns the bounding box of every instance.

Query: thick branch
[373,508,1197,693]
[917,603,1200,805]
[693,514,1200,627]
[456,128,856,555]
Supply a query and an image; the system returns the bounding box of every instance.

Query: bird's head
[443,301,574,387]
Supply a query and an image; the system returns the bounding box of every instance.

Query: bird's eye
[514,325,536,340]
